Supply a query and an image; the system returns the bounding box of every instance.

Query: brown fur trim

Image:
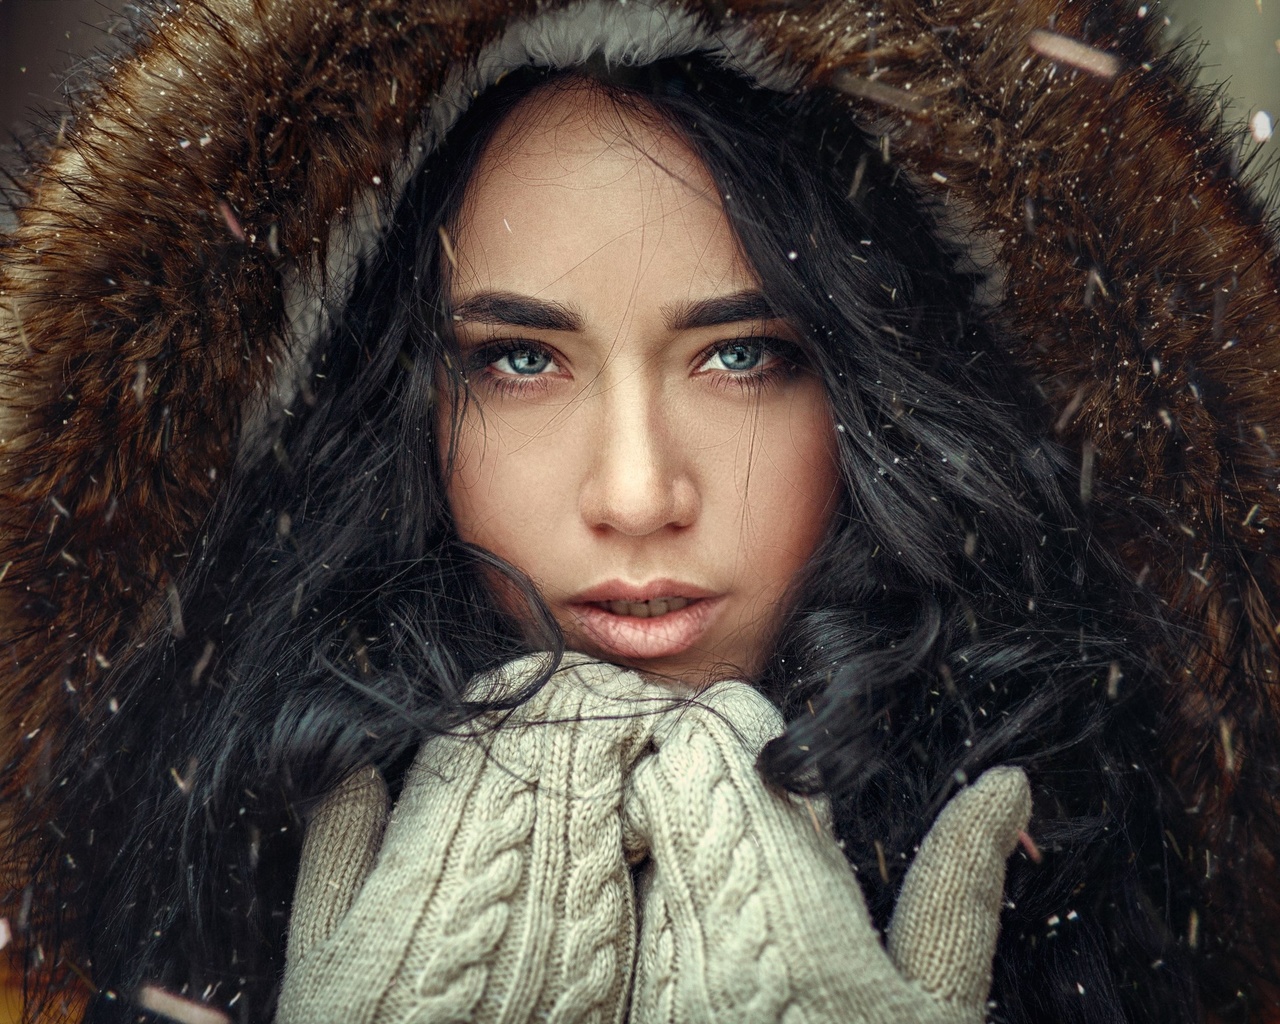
[2,0,1279,1003]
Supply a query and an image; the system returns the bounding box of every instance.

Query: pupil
[508,349,549,374]
[721,343,761,371]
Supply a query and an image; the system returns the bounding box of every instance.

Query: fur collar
[3,0,1280,1007]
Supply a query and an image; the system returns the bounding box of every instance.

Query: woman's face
[441,84,841,685]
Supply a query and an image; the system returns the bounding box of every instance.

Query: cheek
[438,398,578,574]
[720,382,840,584]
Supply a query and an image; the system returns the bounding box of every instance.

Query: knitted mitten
[621,680,1031,1024]
[276,654,678,1024]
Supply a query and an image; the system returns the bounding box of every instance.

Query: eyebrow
[451,292,583,332]
[662,290,778,331]
[449,288,780,334]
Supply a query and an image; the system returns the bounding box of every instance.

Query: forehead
[449,83,758,308]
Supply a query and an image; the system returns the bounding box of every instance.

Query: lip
[569,578,719,604]
[565,579,724,661]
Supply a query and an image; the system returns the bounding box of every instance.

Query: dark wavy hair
[24,57,1218,1024]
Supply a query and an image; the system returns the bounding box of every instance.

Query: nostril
[580,466,699,537]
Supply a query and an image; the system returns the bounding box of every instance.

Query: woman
[2,0,1279,1021]
[270,73,1032,1024]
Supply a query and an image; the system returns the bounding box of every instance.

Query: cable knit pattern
[404,773,535,1020]
[683,719,789,1018]
[622,681,1032,1024]
[278,661,1030,1024]
[276,654,677,1024]
[631,874,677,1021]
[548,702,649,1022]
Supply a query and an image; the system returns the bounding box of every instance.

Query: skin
[440,82,841,686]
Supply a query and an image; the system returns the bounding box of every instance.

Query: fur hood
[4,0,1280,1017]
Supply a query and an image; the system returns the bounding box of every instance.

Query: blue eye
[700,341,769,373]
[717,342,762,371]
[495,347,555,375]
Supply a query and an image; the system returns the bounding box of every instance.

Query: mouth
[591,596,693,619]
[565,584,724,662]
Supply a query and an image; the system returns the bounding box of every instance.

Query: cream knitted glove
[276,654,677,1024]
[621,681,1031,1024]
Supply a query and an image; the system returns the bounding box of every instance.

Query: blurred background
[0,0,130,137]
[0,0,1278,1019]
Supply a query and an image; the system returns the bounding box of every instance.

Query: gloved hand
[621,680,1031,1024]
[275,653,680,1024]
[278,662,1030,1024]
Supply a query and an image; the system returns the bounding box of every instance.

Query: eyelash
[464,341,562,397]
[698,339,801,394]
[465,338,801,396]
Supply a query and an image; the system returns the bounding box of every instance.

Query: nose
[578,385,699,537]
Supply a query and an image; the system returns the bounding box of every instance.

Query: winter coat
[2,0,1280,1021]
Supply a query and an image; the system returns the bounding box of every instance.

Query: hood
[3,0,1280,1013]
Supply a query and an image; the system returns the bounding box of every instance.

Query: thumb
[886,766,1031,1012]
[286,767,389,964]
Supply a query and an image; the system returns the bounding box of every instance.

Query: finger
[521,656,683,763]
[886,766,1031,1012]
[650,678,784,754]
[561,656,681,730]
[470,654,679,754]
[286,767,389,964]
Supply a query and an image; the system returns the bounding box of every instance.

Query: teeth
[603,597,691,618]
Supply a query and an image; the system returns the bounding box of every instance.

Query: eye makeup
[461,333,806,397]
